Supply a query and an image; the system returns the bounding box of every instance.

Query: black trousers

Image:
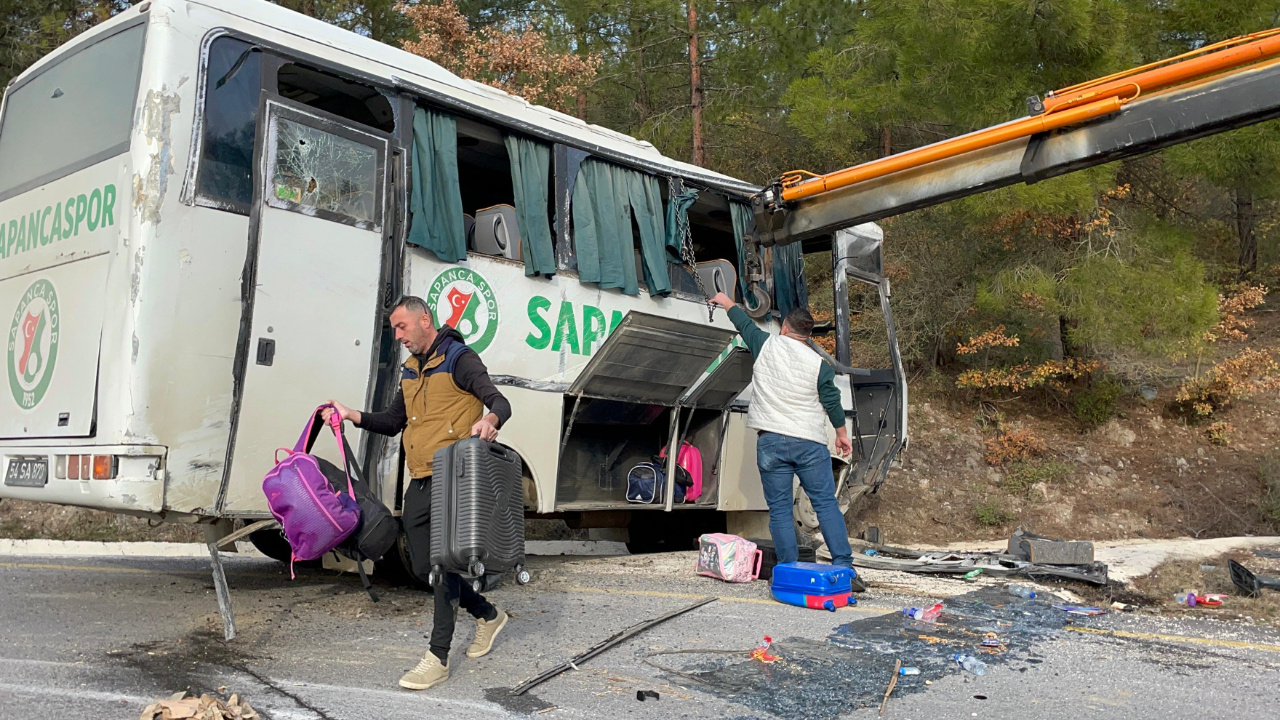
[402,477,496,663]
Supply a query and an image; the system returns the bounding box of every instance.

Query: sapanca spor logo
[8,279,60,410]
[425,268,498,354]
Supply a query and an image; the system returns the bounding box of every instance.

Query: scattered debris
[139,691,259,720]
[851,537,1107,585]
[952,653,988,676]
[635,690,660,701]
[962,569,984,581]
[1007,529,1094,565]
[509,597,716,696]
[1229,559,1280,598]
[1052,604,1107,616]
[1174,592,1224,607]
[902,603,943,623]
[1110,602,1138,612]
[878,660,901,716]
[649,587,1092,720]
[750,636,780,663]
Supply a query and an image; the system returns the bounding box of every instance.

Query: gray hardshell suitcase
[429,438,529,590]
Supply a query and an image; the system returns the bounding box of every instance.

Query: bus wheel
[375,530,430,590]
[626,511,723,554]
[248,527,293,563]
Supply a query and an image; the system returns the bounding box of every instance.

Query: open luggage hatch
[555,312,752,510]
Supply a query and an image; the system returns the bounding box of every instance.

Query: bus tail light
[92,455,117,480]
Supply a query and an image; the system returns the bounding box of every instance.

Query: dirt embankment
[852,386,1280,547]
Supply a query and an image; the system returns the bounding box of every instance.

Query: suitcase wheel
[469,560,486,577]
[470,578,483,593]
[428,567,442,587]
[516,567,531,585]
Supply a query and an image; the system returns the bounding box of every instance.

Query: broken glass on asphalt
[648,587,1097,720]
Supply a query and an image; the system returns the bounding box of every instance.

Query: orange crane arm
[778,28,1280,204]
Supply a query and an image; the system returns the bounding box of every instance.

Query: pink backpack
[262,405,360,576]
[659,441,703,502]
[696,533,762,583]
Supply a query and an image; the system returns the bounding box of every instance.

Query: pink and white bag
[696,533,763,583]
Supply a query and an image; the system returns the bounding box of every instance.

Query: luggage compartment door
[566,311,738,405]
[219,99,389,514]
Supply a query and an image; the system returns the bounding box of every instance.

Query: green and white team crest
[426,268,499,354]
[7,279,60,410]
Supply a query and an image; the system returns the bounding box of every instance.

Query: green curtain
[407,107,466,263]
[572,159,671,296]
[773,241,808,317]
[504,135,556,277]
[729,201,759,309]
[628,171,670,295]
[664,186,698,265]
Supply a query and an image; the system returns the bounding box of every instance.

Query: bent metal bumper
[0,445,167,514]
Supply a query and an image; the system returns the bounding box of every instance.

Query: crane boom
[748,28,1280,250]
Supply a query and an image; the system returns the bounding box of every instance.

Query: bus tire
[625,511,724,554]
[248,526,293,563]
[375,529,430,590]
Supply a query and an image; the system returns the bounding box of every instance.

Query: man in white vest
[711,292,855,571]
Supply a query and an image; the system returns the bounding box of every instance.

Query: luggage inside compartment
[553,399,724,508]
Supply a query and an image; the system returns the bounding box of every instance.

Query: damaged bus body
[0,0,907,564]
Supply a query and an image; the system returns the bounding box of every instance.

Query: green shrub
[1074,377,1124,429]
[1003,459,1073,495]
[973,499,1016,527]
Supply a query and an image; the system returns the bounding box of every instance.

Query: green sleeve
[727,305,770,358]
[817,362,846,429]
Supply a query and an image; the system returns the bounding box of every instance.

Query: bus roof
[10,0,759,197]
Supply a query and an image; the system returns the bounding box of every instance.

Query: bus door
[220,98,390,513]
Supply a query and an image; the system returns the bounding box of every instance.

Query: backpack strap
[354,552,379,603]
[295,404,357,497]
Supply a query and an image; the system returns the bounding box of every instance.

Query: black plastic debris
[648,587,1097,720]
[636,690,660,701]
[850,538,1107,585]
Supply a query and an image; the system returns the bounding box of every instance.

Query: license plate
[4,458,48,488]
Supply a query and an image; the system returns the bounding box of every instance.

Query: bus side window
[277,63,394,133]
[455,117,517,259]
[195,37,263,213]
[687,193,742,302]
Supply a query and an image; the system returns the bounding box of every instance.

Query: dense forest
[5,0,1280,419]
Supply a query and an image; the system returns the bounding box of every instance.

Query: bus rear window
[0,23,145,200]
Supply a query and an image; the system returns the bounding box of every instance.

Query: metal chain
[669,177,714,320]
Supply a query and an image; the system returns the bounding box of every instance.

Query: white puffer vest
[746,334,831,446]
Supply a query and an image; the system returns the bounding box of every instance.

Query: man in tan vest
[326,295,512,691]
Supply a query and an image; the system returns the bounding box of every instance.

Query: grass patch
[1130,553,1280,625]
[1003,459,1073,495]
[0,519,37,540]
[973,499,1016,527]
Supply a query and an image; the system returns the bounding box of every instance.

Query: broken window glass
[271,118,378,223]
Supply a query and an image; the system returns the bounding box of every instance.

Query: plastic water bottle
[898,666,921,676]
[902,603,943,622]
[1007,585,1037,599]
[1174,592,1198,607]
[952,653,988,676]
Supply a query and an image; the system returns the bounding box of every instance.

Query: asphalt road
[1,550,1278,720]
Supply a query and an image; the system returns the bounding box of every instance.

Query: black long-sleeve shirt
[357,332,512,437]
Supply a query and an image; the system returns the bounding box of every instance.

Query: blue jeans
[756,432,853,569]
